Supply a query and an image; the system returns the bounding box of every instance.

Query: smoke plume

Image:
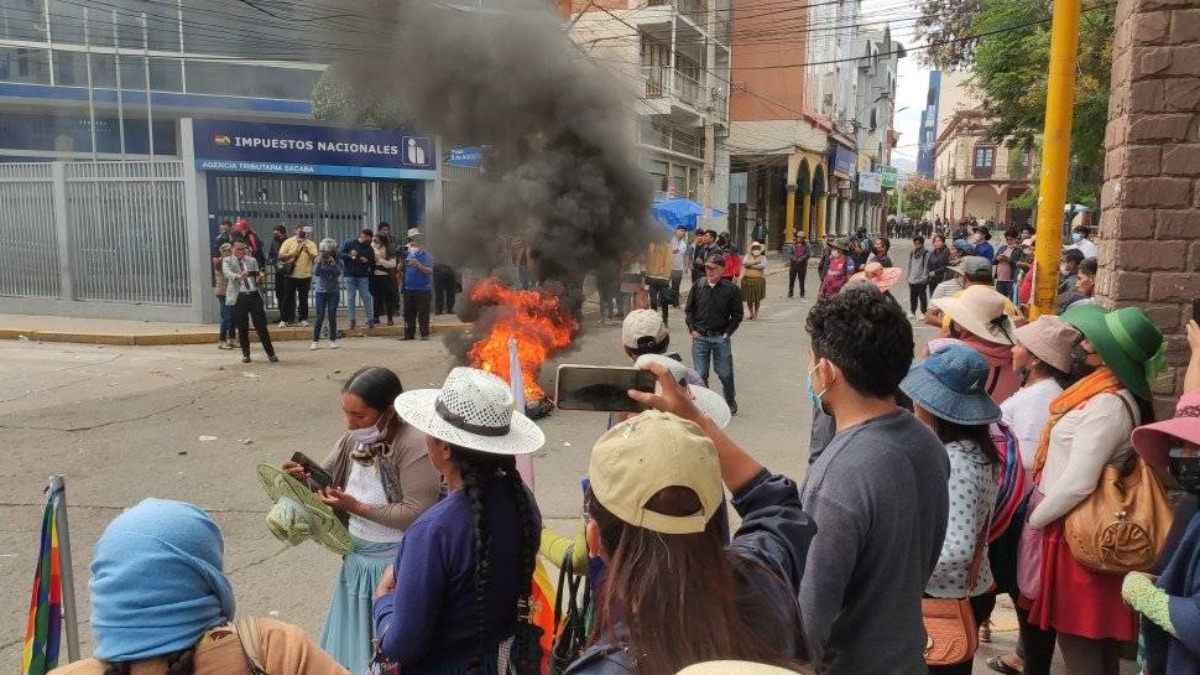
[320,0,655,283]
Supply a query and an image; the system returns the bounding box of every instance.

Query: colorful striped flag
[22,488,64,675]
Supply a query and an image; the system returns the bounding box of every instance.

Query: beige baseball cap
[622,309,669,350]
[676,662,803,675]
[589,411,724,535]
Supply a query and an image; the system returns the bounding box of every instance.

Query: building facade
[931,109,1034,225]
[917,71,941,179]
[561,0,731,230]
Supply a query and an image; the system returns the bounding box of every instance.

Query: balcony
[642,65,703,124]
[636,0,727,45]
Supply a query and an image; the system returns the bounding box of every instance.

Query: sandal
[986,654,1024,675]
[979,619,992,642]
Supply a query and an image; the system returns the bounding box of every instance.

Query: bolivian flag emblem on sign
[213,134,232,146]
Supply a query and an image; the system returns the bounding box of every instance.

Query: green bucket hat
[1061,304,1166,402]
[256,464,352,556]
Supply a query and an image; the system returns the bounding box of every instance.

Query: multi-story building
[0,1,439,322]
[842,27,903,236]
[561,0,731,228]
[726,0,830,248]
[917,71,941,179]
[931,72,1034,226]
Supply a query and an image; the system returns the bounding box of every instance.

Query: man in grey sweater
[801,285,950,674]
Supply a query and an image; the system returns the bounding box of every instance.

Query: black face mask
[1070,345,1098,379]
[1169,450,1200,494]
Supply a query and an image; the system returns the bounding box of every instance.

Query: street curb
[0,321,471,347]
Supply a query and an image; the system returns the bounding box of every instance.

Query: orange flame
[467,278,579,400]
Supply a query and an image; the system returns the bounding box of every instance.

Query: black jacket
[686,278,743,336]
[563,471,816,674]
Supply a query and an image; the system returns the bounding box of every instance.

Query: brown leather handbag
[1064,454,1173,574]
[922,529,985,666]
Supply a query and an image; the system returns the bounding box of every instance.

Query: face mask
[1071,232,1083,243]
[1069,345,1098,379]
[807,362,831,415]
[408,244,419,252]
[1060,263,1070,276]
[349,413,388,444]
[1170,448,1200,494]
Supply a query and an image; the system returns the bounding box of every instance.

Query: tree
[915,0,1114,208]
[891,176,941,220]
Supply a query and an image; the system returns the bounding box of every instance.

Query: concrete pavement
[0,241,1131,673]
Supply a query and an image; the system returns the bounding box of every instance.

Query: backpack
[233,617,270,675]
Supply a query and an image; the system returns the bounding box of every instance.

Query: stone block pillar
[1099,0,1200,408]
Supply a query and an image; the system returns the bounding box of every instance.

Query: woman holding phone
[282,366,442,675]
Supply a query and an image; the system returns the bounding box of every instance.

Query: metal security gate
[0,160,189,306]
[0,164,60,299]
[66,162,190,305]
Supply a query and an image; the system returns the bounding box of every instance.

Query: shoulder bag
[1064,395,1174,574]
[922,528,985,666]
[549,547,592,675]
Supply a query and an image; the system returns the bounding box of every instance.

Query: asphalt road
[0,240,1129,673]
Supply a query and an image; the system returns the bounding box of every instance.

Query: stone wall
[1098,0,1200,411]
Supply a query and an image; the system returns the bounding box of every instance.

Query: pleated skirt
[319,537,399,675]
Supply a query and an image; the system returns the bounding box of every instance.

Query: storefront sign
[831,146,856,179]
[448,147,483,167]
[880,166,898,189]
[858,172,882,194]
[192,119,436,179]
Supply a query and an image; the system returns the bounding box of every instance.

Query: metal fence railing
[0,160,190,306]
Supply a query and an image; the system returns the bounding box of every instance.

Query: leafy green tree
[892,175,941,220]
[915,0,1113,207]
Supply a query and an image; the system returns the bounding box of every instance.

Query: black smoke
[318,0,656,284]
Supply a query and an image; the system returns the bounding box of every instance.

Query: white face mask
[1060,263,1070,276]
[349,414,387,444]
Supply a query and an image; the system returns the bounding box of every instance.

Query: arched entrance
[964,185,1002,222]
[811,164,827,240]
[796,159,812,240]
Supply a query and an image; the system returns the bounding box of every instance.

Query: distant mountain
[891,157,917,175]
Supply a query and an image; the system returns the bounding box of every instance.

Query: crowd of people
[211,219,461,359]
[55,214,1200,675]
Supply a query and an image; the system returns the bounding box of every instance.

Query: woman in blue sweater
[374,367,544,674]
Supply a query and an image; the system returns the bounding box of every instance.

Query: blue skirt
[320,537,398,675]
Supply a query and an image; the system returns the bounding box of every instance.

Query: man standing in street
[340,228,377,331]
[223,241,278,364]
[685,254,743,415]
[669,226,689,308]
[400,230,435,341]
[788,232,810,298]
[752,217,769,249]
[800,284,948,674]
[277,224,318,328]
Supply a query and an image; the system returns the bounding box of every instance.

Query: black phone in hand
[291,452,333,489]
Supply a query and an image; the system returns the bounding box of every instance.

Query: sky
[860,0,930,166]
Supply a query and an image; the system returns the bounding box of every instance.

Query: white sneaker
[279,320,288,329]
[299,320,309,327]
[329,341,340,349]
[310,341,319,350]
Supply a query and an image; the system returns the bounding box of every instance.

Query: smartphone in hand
[554,365,657,413]
[290,452,333,489]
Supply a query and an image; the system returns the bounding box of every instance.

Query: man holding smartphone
[685,254,743,415]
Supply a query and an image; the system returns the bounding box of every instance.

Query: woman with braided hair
[50,499,346,675]
[375,367,544,674]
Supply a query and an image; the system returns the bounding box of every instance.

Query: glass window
[0,46,51,84]
[184,62,320,100]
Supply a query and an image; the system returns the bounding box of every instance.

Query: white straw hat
[394,367,545,455]
[256,464,352,556]
[635,354,731,429]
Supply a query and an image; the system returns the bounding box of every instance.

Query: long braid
[458,448,495,673]
[501,457,538,674]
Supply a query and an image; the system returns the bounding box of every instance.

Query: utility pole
[699,0,717,234]
[1031,0,1081,318]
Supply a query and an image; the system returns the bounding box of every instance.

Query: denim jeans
[344,276,375,328]
[218,301,234,341]
[313,291,340,342]
[692,334,736,404]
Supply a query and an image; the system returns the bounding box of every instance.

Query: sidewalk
[0,312,469,346]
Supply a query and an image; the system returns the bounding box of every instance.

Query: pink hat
[1132,391,1200,468]
[848,261,904,292]
[1014,315,1080,374]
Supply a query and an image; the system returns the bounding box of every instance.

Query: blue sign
[831,146,856,178]
[192,119,436,180]
[448,146,483,168]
